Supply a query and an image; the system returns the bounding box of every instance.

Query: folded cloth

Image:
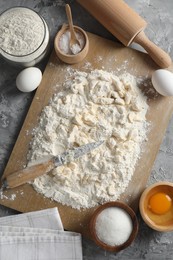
[0,207,83,260]
[0,207,63,230]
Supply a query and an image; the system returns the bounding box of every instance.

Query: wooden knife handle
[134,31,172,68]
[2,159,54,189]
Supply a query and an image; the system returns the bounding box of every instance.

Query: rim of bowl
[0,6,47,57]
[139,181,173,232]
[54,24,89,58]
[89,201,139,252]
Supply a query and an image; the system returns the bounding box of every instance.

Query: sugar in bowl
[90,201,139,252]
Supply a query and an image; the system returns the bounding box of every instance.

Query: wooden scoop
[77,0,172,68]
[65,4,81,54]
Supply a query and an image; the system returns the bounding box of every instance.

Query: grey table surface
[0,0,173,259]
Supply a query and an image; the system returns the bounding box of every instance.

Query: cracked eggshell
[151,69,173,96]
[16,67,42,92]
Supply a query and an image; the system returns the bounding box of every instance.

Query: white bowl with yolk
[139,181,173,231]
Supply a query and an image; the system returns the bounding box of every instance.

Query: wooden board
[1,32,173,238]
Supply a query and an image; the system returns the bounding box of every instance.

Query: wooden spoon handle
[2,159,54,189]
[65,4,76,39]
[134,31,172,68]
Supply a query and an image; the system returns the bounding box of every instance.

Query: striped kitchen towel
[0,207,82,260]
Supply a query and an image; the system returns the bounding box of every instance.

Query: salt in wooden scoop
[77,0,172,68]
[65,4,81,54]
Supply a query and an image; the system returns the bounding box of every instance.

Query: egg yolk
[149,192,172,215]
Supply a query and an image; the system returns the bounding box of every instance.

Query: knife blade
[54,140,104,166]
[1,140,104,189]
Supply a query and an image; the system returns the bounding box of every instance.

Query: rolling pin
[77,0,172,68]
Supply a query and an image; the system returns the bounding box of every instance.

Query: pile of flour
[27,69,148,209]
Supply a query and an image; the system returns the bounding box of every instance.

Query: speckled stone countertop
[0,0,173,259]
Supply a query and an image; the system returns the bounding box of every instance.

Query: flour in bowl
[0,7,45,56]
[27,69,148,209]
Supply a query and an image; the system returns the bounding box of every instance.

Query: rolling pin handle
[134,31,172,68]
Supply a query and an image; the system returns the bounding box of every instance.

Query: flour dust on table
[27,69,148,209]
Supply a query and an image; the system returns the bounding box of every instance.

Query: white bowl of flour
[0,7,50,67]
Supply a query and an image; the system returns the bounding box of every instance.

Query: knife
[1,140,104,189]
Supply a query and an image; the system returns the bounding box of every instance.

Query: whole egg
[151,69,173,96]
[16,67,42,92]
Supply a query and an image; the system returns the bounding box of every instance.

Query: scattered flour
[0,189,16,201]
[27,69,148,209]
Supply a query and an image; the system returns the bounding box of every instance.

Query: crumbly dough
[27,69,148,209]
